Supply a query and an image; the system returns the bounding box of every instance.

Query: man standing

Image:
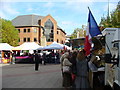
[33,50,40,71]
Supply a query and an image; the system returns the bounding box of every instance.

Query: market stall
[39,41,64,50]
[12,42,43,50]
[0,43,13,64]
[12,42,43,63]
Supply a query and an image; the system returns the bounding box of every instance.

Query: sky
[0,0,119,35]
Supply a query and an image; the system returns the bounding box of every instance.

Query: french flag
[84,8,101,56]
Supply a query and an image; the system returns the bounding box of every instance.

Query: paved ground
[1,64,63,89]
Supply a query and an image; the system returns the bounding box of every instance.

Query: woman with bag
[62,52,72,90]
[75,49,90,90]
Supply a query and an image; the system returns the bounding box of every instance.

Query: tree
[99,1,120,29]
[0,18,19,46]
[70,27,86,39]
[70,28,82,39]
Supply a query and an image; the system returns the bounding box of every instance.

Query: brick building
[12,14,66,46]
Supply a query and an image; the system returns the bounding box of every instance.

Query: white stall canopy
[38,41,64,50]
[12,42,43,50]
[0,43,13,50]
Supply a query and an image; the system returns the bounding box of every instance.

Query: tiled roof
[12,14,66,34]
[12,14,45,27]
[57,26,66,34]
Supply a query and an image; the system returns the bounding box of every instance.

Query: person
[33,50,40,71]
[42,53,46,65]
[88,49,99,88]
[62,52,72,90]
[12,52,15,64]
[69,51,78,88]
[75,49,90,90]
[60,52,69,74]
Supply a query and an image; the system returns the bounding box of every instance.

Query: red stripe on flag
[84,36,91,56]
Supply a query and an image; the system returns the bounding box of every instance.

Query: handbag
[63,66,71,73]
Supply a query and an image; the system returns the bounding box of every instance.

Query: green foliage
[70,28,82,39]
[0,18,19,46]
[99,2,120,28]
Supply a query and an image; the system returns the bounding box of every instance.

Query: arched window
[44,19,54,29]
[44,19,54,42]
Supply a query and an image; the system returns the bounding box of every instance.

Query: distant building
[67,25,86,49]
[65,35,71,42]
[12,14,66,45]
[77,25,86,38]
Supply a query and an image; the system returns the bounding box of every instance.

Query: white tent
[38,41,64,50]
[12,42,43,50]
[0,43,13,50]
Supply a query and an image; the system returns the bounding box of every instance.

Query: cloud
[0,11,7,19]
[42,2,56,15]
[61,21,80,26]
[44,2,54,8]
[0,0,119,3]
[0,2,19,19]
[103,3,117,12]
[2,2,19,15]
[64,0,93,14]
[27,7,33,12]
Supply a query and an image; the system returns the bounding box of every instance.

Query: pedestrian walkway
[0,64,10,67]
[2,64,62,88]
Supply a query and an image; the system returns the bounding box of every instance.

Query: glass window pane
[27,38,30,42]
[44,19,54,42]
[28,29,30,32]
[24,29,26,33]
[23,38,26,42]
[34,38,37,42]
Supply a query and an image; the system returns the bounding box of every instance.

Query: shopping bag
[63,66,71,73]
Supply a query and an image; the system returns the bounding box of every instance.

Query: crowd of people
[32,50,61,71]
[11,50,62,64]
[60,49,99,90]
[11,49,103,89]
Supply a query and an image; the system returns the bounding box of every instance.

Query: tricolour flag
[84,8,101,56]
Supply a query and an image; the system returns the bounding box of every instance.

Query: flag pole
[87,7,112,55]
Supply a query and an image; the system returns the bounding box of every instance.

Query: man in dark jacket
[33,50,40,71]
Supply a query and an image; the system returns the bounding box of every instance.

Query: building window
[27,38,30,42]
[61,40,64,44]
[28,29,30,32]
[19,39,20,42]
[57,39,59,43]
[44,19,54,29]
[34,28,37,33]
[23,38,26,42]
[24,29,26,33]
[51,38,53,42]
[57,31,59,34]
[51,30,53,33]
[34,38,37,42]
[18,29,20,33]
[49,33,53,38]
[48,39,50,42]
[44,19,54,42]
